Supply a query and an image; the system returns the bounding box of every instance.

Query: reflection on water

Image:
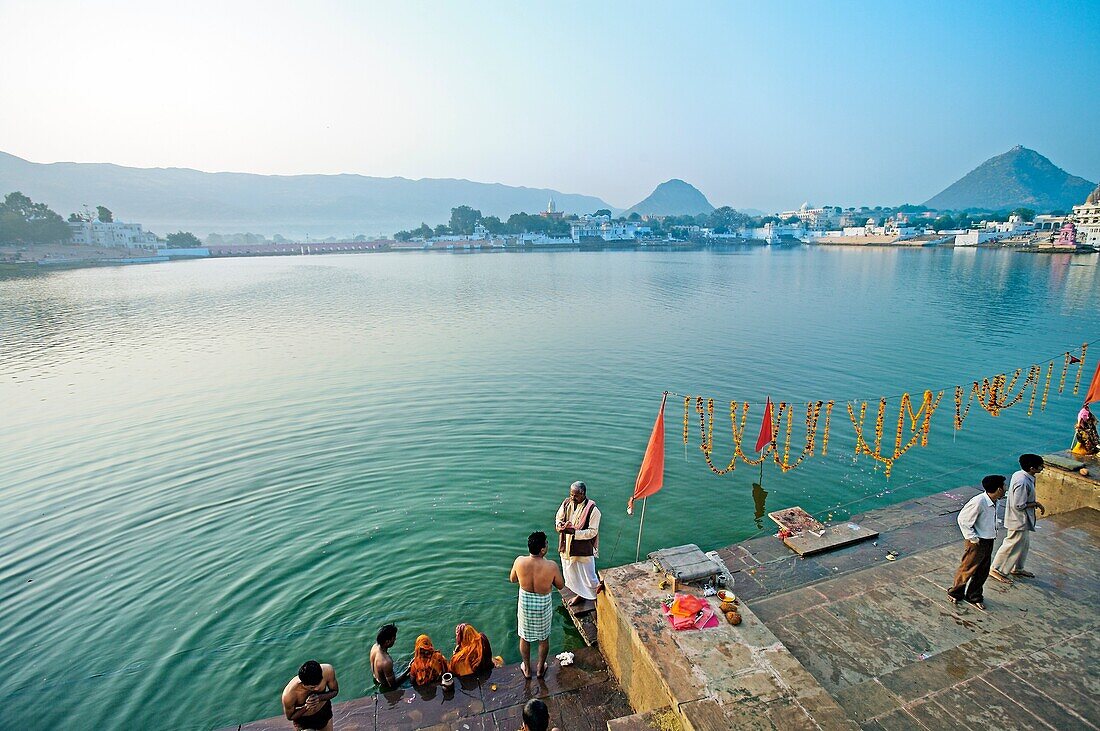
[752,482,769,530]
[0,248,1097,729]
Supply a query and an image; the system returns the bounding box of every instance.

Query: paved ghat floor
[745,502,1100,730]
[601,487,1098,730]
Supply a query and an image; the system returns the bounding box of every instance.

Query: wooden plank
[782,522,879,557]
[561,586,598,645]
[768,506,825,534]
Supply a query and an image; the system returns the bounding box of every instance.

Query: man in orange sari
[449,623,493,675]
[408,635,449,685]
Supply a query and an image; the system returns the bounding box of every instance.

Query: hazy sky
[2,1,1098,211]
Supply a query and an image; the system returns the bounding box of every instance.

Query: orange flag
[755,397,774,452]
[1084,363,1100,405]
[628,394,666,514]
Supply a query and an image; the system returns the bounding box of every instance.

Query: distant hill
[0,151,616,237]
[626,179,715,217]
[924,146,1095,212]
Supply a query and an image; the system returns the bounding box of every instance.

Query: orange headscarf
[449,623,487,676]
[409,634,449,685]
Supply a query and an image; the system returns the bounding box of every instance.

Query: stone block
[831,680,901,723]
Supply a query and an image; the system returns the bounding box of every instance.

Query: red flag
[628,394,666,514]
[1084,362,1100,405]
[1070,354,1082,364]
[755,397,774,452]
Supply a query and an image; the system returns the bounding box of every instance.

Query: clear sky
[2,0,1097,211]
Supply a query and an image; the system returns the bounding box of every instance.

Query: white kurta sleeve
[573,506,600,540]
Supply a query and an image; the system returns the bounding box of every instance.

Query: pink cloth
[661,602,719,630]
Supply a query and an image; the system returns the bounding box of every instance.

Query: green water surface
[1,247,1097,728]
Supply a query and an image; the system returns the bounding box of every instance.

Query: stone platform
[599,480,1100,730]
[220,647,630,731]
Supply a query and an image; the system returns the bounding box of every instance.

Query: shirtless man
[280,660,339,731]
[509,530,564,679]
[370,623,409,690]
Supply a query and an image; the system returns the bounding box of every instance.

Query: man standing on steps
[510,531,565,679]
[947,475,1007,611]
[555,480,602,607]
[990,453,1046,585]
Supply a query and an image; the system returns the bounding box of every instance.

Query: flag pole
[635,497,648,562]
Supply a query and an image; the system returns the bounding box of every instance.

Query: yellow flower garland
[676,342,1088,479]
[1074,343,1088,394]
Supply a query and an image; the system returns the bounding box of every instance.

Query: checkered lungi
[517,589,553,642]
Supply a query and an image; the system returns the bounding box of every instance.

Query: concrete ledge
[1039,451,1100,515]
[597,561,857,730]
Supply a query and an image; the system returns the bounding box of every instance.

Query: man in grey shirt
[990,453,1046,584]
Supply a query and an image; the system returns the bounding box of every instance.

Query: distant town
[2,185,1099,273]
[2,144,1099,270]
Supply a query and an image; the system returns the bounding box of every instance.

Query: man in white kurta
[990,454,1046,583]
[556,481,601,606]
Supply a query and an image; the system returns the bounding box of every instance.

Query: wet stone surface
[226,647,629,730]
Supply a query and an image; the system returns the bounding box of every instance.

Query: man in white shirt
[947,475,1007,611]
[555,481,602,606]
[990,454,1046,584]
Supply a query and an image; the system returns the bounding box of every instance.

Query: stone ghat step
[606,706,682,731]
[219,646,631,731]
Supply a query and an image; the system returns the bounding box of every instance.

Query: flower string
[673,341,1092,479]
[1074,343,1088,395]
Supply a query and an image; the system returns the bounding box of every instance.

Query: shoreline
[3,238,1093,279]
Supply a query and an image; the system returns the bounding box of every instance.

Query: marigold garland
[770,402,815,472]
[1074,343,1088,394]
[730,401,769,467]
[1042,362,1053,411]
[682,396,690,447]
[696,397,737,474]
[676,343,1088,479]
[820,401,835,456]
[1026,364,1043,417]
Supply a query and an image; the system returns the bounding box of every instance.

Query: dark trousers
[948,538,994,603]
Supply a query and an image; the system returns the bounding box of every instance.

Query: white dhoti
[562,556,600,600]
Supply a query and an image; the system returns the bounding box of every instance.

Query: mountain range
[2,145,1096,237]
[0,151,615,238]
[924,146,1095,212]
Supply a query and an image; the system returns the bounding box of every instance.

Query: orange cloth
[1084,363,1100,405]
[409,634,449,685]
[668,593,705,618]
[449,623,489,676]
[629,395,667,512]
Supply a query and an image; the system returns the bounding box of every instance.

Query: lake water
[1,247,1097,729]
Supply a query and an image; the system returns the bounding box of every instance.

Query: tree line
[0,191,203,247]
[393,205,758,241]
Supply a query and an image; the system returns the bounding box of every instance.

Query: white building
[570,215,639,243]
[1071,185,1100,245]
[984,215,1034,235]
[777,203,840,229]
[954,229,1002,246]
[516,232,573,246]
[68,220,161,248]
[1034,214,1067,232]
